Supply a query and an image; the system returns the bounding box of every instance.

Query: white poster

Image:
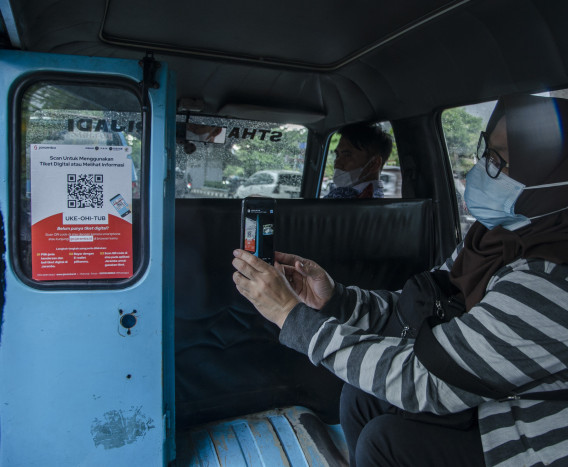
[30,144,134,281]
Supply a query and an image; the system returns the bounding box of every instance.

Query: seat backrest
[175,198,434,428]
[276,198,434,290]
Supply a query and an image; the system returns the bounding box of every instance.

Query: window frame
[9,72,150,290]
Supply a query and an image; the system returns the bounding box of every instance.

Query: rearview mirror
[176,121,227,144]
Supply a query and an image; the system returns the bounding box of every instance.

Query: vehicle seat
[175,198,434,428]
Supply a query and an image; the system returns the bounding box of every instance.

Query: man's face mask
[464,159,568,230]
[332,159,373,188]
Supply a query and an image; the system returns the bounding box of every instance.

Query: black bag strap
[414,317,568,402]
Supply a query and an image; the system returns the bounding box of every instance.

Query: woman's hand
[274,251,335,310]
[232,249,300,328]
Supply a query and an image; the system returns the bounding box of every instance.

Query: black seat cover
[175,198,434,428]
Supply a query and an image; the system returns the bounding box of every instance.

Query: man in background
[325,123,393,199]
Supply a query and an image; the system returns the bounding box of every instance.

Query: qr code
[67,174,104,208]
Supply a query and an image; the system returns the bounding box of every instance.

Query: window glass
[175,115,307,199]
[244,174,262,186]
[17,81,143,284]
[279,174,302,186]
[320,121,400,198]
[257,173,274,184]
[441,101,495,237]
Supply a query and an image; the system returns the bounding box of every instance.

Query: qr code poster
[30,144,134,281]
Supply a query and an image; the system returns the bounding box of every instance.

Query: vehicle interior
[2,0,567,465]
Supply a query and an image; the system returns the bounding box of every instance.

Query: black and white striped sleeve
[279,259,568,415]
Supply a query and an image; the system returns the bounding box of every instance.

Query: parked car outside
[234,170,302,199]
[320,176,333,197]
[380,166,402,198]
[319,167,401,198]
[222,175,244,196]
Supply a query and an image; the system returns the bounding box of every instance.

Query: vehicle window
[380,173,393,188]
[175,115,307,199]
[320,121,400,198]
[15,79,143,285]
[257,173,274,184]
[244,174,262,186]
[441,89,568,238]
[279,174,302,186]
[441,101,494,238]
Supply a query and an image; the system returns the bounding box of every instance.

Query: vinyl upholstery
[175,198,434,427]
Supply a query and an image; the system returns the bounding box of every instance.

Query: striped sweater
[279,244,568,466]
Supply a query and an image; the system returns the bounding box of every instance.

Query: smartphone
[240,197,276,264]
[110,194,131,218]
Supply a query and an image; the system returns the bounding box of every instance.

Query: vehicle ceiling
[1,0,568,132]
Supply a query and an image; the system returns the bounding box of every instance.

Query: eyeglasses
[476,131,509,178]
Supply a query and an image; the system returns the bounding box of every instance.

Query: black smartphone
[240,197,276,264]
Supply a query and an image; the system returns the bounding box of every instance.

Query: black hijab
[450,94,568,311]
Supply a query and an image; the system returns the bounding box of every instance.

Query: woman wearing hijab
[232,94,568,466]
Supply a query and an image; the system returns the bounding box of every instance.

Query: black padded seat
[276,198,434,290]
[175,198,434,428]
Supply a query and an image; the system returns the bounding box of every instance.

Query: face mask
[332,167,364,187]
[332,159,373,188]
[464,159,568,230]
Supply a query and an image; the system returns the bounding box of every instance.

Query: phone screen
[240,198,275,264]
[110,194,131,218]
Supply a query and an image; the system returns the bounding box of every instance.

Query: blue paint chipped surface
[91,406,155,449]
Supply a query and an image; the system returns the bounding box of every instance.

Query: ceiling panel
[100,0,466,68]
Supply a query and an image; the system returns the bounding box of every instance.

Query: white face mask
[332,159,372,188]
[465,159,568,230]
[332,167,364,187]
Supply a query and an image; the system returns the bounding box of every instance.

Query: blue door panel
[0,50,176,466]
